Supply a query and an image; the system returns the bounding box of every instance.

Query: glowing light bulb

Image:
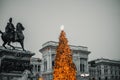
[60,25,64,30]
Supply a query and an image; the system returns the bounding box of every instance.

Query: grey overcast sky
[0,0,120,60]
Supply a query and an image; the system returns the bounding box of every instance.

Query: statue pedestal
[0,46,35,80]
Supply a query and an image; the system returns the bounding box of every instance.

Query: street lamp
[85,73,89,77]
[80,73,89,80]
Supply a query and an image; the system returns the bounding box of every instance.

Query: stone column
[0,58,1,66]
[101,65,104,80]
[85,59,88,73]
[37,65,38,72]
[49,49,52,71]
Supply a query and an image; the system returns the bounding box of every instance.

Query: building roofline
[42,41,58,47]
[40,41,90,54]
[42,41,88,48]
[88,57,120,63]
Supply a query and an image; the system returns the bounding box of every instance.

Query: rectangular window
[38,65,40,72]
[83,64,85,72]
[44,61,47,71]
[80,64,82,72]
[80,58,86,72]
[52,61,54,69]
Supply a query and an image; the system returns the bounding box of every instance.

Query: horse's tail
[0,30,3,35]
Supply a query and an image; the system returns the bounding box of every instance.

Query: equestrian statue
[0,18,25,51]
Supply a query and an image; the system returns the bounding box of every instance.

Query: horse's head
[16,23,25,31]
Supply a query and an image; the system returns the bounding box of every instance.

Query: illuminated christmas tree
[53,26,76,80]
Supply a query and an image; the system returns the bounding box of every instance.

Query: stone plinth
[0,46,35,80]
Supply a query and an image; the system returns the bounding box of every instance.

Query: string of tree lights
[53,26,77,80]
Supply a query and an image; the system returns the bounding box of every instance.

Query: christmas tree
[53,27,76,80]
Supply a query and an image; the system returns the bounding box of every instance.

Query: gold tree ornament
[53,28,76,80]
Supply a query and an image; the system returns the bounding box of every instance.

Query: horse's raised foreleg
[8,42,15,50]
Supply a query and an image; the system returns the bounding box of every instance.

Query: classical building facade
[30,58,42,78]
[39,41,90,80]
[88,58,120,80]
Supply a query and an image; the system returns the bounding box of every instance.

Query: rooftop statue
[0,18,25,51]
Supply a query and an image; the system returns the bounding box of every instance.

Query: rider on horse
[0,18,25,50]
[5,18,15,39]
[5,18,15,33]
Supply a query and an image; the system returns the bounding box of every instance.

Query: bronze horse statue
[0,23,25,51]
